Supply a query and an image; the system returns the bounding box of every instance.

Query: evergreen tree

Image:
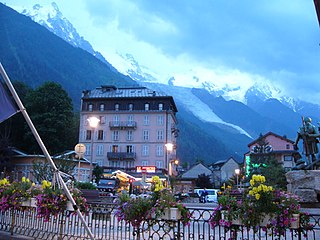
[248,138,287,189]
[24,82,77,154]
[195,173,213,188]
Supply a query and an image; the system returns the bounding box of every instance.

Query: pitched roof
[180,163,212,179]
[247,131,294,147]
[83,86,168,99]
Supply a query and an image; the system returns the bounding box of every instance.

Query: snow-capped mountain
[10,2,320,162]
[19,2,116,71]
[15,2,292,108]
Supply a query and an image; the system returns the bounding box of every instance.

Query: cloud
[6,0,320,103]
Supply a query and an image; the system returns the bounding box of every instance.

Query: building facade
[244,132,297,174]
[79,85,178,181]
[210,157,240,188]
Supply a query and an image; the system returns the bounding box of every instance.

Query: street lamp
[75,143,86,182]
[87,116,100,182]
[235,168,240,189]
[165,143,174,187]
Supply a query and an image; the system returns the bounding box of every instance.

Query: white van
[194,189,218,203]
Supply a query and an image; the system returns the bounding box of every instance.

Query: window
[142,145,149,156]
[156,161,163,169]
[158,103,163,110]
[99,116,105,124]
[112,131,119,141]
[114,115,120,125]
[96,145,104,156]
[143,130,149,141]
[128,103,134,111]
[286,144,290,150]
[85,144,91,155]
[126,145,133,153]
[142,160,148,166]
[157,115,164,125]
[127,130,133,141]
[115,103,119,111]
[156,145,164,156]
[157,130,164,141]
[284,155,293,161]
[98,130,104,140]
[143,115,150,125]
[88,104,93,112]
[144,103,150,111]
[112,145,118,153]
[128,115,134,124]
[99,104,105,111]
[86,130,92,140]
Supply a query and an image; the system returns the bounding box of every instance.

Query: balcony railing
[109,121,137,129]
[107,152,136,160]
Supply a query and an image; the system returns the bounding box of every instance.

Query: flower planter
[260,213,272,227]
[66,201,74,211]
[290,214,300,229]
[170,207,181,220]
[21,197,37,207]
[152,208,181,220]
[232,218,242,225]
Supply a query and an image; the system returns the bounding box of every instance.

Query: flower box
[169,207,181,220]
[66,201,74,211]
[260,213,272,227]
[21,197,37,207]
[152,208,181,220]
[290,214,300,229]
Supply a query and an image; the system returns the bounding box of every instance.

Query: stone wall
[286,170,320,203]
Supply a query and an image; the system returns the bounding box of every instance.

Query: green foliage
[32,158,76,184]
[93,165,104,184]
[195,173,213,188]
[74,182,96,190]
[248,139,287,189]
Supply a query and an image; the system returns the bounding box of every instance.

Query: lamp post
[87,116,100,182]
[235,168,240,189]
[165,143,173,187]
[75,143,86,182]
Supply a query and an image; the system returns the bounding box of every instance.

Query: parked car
[194,189,218,203]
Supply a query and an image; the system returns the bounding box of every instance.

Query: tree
[24,82,77,154]
[32,158,76,184]
[93,165,104,184]
[0,81,32,151]
[247,138,287,189]
[195,173,213,189]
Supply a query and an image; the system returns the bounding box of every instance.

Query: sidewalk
[0,231,34,240]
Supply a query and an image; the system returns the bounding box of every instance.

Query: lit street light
[165,143,174,187]
[87,116,100,182]
[235,168,240,189]
[74,143,86,181]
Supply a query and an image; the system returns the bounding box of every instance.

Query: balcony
[109,121,137,130]
[107,152,136,160]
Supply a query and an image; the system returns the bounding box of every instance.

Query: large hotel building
[79,85,178,182]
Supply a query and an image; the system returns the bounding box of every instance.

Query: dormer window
[129,103,134,111]
[144,103,150,111]
[99,104,105,111]
[158,103,163,111]
[115,103,119,111]
[88,104,93,112]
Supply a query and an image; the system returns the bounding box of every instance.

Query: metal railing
[0,203,319,239]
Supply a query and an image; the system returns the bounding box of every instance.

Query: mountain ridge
[3,2,318,165]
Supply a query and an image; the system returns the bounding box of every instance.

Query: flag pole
[0,63,95,240]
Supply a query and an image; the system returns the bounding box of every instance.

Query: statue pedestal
[286,170,320,203]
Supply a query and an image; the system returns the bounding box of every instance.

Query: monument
[286,116,320,204]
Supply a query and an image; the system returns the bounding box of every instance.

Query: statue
[293,116,320,170]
